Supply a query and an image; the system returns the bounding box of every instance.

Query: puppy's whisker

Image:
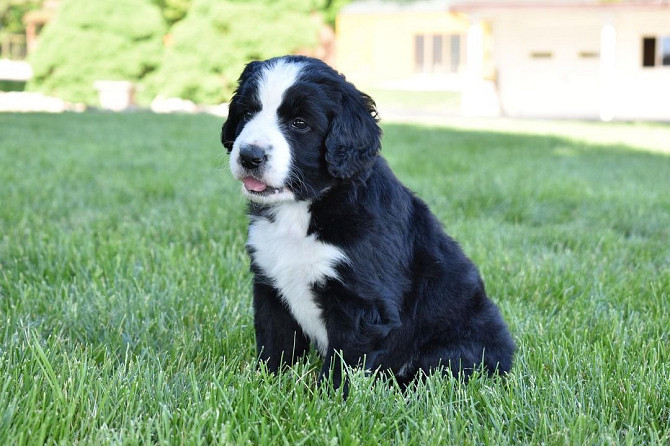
[288,169,317,197]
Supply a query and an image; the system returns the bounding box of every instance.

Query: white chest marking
[247,202,346,356]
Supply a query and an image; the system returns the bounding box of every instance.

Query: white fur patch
[247,202,346,356]
[230,60,304,199]
[397,358,415,377]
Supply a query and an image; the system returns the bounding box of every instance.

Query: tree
[322,0,350,26]
[27,0,165,104]
[0,0,41,35]
[145,0,328,105]
[150,0,192,26]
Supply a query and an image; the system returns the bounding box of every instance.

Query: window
[642,35,670,67]
[414,33,464,73]
[662,36,670,65]
[530,51,553,59]
[579,51,599,59]
[432,35,443,67]
[450,35,461,72]
[414,35,425,71]
[643,37,656,67]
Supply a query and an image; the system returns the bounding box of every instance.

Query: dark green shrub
[27,0,166,105]
[145,0,324,105]
[0,80,25,91]
[0,0,41,35]
[150,0,192,25]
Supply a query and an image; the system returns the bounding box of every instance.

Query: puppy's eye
[291,118,310,132]
[242,111,254,122]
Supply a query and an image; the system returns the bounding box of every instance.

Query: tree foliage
[322,0,350,26]
[150,0,192,25]
[24,0,352,105]
[0,0,41,35]
[145,0,330,105]
[27,0,165,104]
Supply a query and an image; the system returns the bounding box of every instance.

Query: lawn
[0,112,668,445]
[367,88,461,115]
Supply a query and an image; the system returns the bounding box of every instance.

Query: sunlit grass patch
[1,112,668,444]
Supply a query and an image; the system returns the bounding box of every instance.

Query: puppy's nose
[239,145,266,170]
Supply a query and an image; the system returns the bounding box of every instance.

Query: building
[336,0,670,121]
[336,1,470,91]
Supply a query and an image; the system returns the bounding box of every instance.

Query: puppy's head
[221,56,381,205]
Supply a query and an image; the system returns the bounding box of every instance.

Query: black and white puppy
[221,55,515,390]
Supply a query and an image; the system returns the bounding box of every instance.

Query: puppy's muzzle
[239,144,267,170]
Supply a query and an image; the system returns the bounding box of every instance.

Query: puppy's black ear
[325,86,382,179]
[221,117,236,154]
[221,61,263,153]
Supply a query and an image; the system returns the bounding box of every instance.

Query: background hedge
[145,0,326,105]
[23,0,349,106]
[27,0,166,104]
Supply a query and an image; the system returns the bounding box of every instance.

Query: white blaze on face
[230,60,304,203]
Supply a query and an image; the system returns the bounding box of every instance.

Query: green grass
[367,88,461,114]
[1,112,669,445]
[0,80,26,92]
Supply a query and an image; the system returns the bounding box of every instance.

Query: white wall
[487,7,670,120]
[614,10,670,121]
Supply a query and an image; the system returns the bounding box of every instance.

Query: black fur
[222,56,515,392]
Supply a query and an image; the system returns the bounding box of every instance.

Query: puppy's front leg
[252,280,310,372]
[318,347,350,395]
[318,344,381,396]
